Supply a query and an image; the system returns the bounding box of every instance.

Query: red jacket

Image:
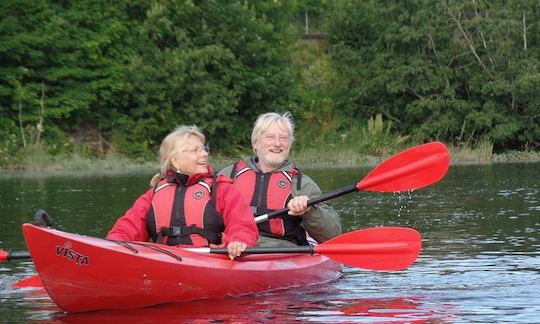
[106,168,258,247]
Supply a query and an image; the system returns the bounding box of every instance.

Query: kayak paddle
[255,141,450,223]
[0,249,31,262]
[12,274,43,289]
[187,226,422,271]
[3,226,420,271]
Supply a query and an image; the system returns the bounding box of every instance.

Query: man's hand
[287,195,312,216]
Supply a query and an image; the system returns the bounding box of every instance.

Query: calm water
[1,163,539,323]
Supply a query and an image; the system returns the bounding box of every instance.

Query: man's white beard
[258,150,289,170]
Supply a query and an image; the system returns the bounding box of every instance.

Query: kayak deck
[23,223,341,312]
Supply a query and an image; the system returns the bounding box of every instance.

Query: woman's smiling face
[171,135,209,176]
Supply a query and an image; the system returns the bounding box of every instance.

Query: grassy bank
[2,143,539,174]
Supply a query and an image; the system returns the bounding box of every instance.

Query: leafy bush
[359,114,409,157]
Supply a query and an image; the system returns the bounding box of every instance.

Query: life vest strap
[160,225,196,237]
[159,225,221,244]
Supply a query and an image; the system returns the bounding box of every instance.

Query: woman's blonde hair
[250,112,295,152]
[150,125,205,187]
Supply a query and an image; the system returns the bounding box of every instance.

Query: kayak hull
[22,223,341,312]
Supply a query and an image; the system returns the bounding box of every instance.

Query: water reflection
[42,292,454,323]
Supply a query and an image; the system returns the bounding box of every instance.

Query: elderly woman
[107,125,258,259]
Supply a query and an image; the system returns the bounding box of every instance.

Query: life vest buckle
[161,226,190,237]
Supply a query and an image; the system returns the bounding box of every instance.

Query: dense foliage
[325,0,540,150]
[1,0,538,168]
[0,0,298,162]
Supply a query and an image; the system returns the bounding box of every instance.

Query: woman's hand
[287,195,312,216]
[225,241,247,260]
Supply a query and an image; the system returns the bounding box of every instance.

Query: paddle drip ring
[32,209,55,228]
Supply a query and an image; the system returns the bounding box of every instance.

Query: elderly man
[219,112,342,247]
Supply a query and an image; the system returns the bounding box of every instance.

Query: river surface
[1,162,539,323]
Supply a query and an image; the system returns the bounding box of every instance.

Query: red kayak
[16,142,445,312]
[22,223,342,312]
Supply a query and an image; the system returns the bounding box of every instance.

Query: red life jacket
[146,174,225,246]
[230,159,308,245]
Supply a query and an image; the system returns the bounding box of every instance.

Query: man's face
[254,124,291,172]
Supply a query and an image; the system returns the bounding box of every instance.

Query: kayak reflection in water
[106,125,258,259]
[219,112,342,247]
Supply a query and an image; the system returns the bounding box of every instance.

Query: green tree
[1,0,301,162]
[325,0,540,150]
[0,0,56,156]
[0,0,135,158]
[115,0,299,156]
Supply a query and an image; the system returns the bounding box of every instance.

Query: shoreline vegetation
[2,144,538,177]
[3,3,539,176]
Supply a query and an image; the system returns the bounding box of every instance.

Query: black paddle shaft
[210,246,314,255]
[263,183,358,219]
[7,250,31,260]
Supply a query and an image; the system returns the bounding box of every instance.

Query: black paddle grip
[7,250,31,260]
[263,183,358,219]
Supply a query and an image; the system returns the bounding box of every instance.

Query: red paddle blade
[315,227,422,271]
[357,142,450,192]
[0,250,7,262]
[12,274,43,289]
